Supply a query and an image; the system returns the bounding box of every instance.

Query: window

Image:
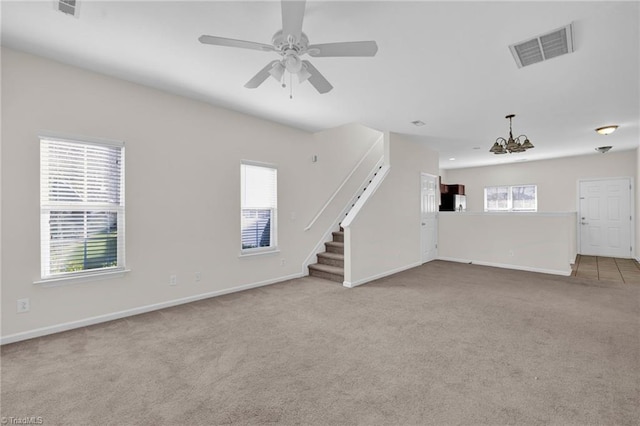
[484,184,537,212]
[40,136,125,280]
[241,162,277,253]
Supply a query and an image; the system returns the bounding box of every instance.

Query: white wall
[0,48,380,340]
[344,132,440,287]
[439,212,576,275]
[444,151,636,213]
[440,149,635,271]
[636,148,640,261]
[304,124,383,236]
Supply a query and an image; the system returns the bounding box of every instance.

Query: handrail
[304,135,383,231]
[340,164,390,228]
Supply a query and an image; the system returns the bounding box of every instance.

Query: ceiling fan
[198,0,378,94]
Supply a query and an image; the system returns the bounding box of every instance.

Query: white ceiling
[2,1,638,169]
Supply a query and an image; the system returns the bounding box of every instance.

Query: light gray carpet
[2,261,639,425]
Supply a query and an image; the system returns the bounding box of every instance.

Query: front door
[421,173,438,263]
[579,178,632,258]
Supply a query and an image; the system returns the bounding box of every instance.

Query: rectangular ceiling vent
[57,0,78,17]
[509,23,574,68]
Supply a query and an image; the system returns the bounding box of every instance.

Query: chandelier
[489,114,534,154]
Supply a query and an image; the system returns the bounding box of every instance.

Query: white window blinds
[484,184,537,212]
[40,137,125,279]
[241,163,277,252]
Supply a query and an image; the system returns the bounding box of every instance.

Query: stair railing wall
[304,135,383,232]
[301,138,384,274]
[341,163,391,286]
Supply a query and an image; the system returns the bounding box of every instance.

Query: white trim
[34,268,130,287]
[420,172,439,264]
[439,211,576,217]
[483,184,538,212]
[238,248,280,258]
[340,165,390,229]
[343,261,422,288]
[437,256,572,276]
[1,272,304,345]
[240,159,278,169]
[576,177,634,258]
[39,131,124,148]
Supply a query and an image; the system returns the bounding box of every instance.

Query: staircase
[308,164,383,283]
[308,228,345,282]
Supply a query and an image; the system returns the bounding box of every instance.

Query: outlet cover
[169,275,177,286]
[195,272,202,282]
[17,298,30,313]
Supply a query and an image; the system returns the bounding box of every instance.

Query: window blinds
[241,163,277,251]
[40,137,125,278]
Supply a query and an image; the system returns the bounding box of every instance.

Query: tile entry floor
[572,255,640,284]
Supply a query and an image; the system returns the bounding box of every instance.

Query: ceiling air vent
[57,0,78,17]
[509,23,574,68]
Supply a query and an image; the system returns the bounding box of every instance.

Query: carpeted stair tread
[309,226,346,282]
[325,241,343,247]
[317,251,344,267]
[308,263,344,283]
[317,252,344,261]
[308,263,343,275]
[331,231,344,242]
[324,241,344,254]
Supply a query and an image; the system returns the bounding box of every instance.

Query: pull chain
[289,73,293,99]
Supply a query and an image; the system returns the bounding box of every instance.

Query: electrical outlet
[281,259,286,266]
[508,250,515,257]
[169,274,177,286]
[17,298,30,313]
[195,272,202,282]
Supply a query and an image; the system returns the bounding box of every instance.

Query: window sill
[34,268,131,287]
[239,248,280,258]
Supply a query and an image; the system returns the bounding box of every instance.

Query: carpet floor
[1,260,639,425]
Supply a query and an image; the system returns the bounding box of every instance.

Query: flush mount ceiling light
[595,146,612,153]
[411,120,426,127]
[595,125,618,135]
[489,114,535,155]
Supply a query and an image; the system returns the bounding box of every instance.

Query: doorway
[578,178,632,258]
[421,173,438,263]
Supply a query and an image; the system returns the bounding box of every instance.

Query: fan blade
[199,35,274,53]
[245,60,280,89]
[301,60,333,94]
[308,41,378,57]
[281,1,306,43]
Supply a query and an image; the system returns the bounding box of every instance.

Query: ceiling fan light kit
[198,0,378,96]
[489,114,535,155]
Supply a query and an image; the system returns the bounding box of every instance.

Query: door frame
[420,172,439,263]
[576,177,634,258]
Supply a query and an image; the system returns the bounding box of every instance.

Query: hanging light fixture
[489,114,534,155]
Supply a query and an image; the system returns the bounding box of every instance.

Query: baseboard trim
[437,256,572,276]
[0,272,304,345]
[343,261,422,288]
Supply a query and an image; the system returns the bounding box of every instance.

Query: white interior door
[421,173,438,263]
[579,178,632,258]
